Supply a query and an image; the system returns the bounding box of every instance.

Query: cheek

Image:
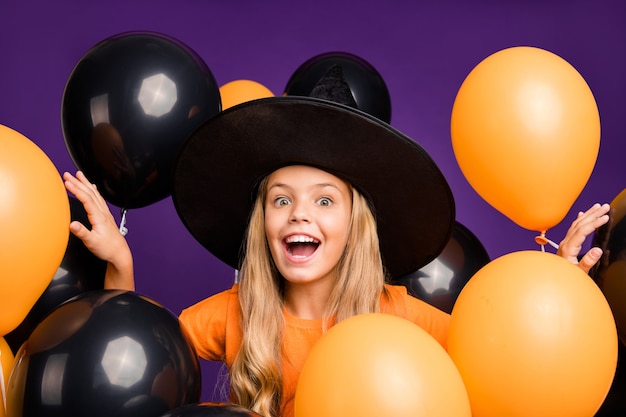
[324,214,351,243]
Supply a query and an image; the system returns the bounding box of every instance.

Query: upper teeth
[285,235,318,243]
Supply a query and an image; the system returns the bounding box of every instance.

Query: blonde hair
[230,174,387,417]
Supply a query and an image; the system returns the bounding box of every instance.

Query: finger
[65,171,109,214]
[557,203,610,261]
[579,203,610,225]
[65,174,117,234]
[69,220,91,241]
[568,218,606,246]
[563,204,609,240]
[577,247,603,275]
[63,171,82,193]
[64,171,94,199]
[575,208,610,239]
[569,203,608,230]
[74,171,107,205]
[75,170,97,190]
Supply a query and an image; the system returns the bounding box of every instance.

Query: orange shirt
[179,284,450,417]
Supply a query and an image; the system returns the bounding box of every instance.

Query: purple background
[2,0,625,401]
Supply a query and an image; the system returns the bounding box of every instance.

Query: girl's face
[264,165,352,291]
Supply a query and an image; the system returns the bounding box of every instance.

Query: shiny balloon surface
[6,290,201,417]
[284,51,391,123]
[62,31,221,209]
[392,221,490,313]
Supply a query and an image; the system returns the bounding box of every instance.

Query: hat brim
[172,96,455,278]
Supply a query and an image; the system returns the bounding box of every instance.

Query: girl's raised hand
[557,203,610,274]
[63,171,135,290]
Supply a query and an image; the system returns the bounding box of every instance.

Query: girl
[64,96,610,417]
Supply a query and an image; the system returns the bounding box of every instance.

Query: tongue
[290,243,317,257]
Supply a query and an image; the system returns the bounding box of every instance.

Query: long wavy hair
[230,172,388,417]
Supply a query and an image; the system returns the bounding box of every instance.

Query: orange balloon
[448,251,617,417]
[219,79,274,110]
[451,46,600,233]
[0,125,70,336]
[295,313,471,417]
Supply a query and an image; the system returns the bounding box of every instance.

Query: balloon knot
[534,231,559,252]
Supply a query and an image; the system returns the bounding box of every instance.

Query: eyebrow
[267,182,342,192]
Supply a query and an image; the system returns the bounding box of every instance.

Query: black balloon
[159,402,263,417]
[391,221,490,314]
[5,196,107,353]
[6,290,201,417]
[62,31,221,209]
[591,189,626,343]
[284,51,392,123]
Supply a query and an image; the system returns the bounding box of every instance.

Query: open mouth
[285,235,320,258]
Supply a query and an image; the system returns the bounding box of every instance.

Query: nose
[289,201,311,223]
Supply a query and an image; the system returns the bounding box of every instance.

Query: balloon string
[534,231,559,252]
[120,208,129,236]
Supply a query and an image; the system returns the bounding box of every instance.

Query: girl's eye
[317,197,332,207]
[275,197,290,207]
